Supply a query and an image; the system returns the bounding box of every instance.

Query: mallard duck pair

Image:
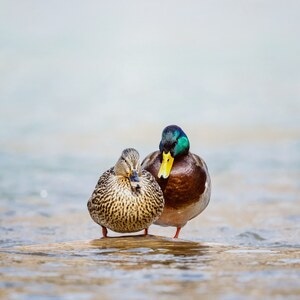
[87,125,211,238]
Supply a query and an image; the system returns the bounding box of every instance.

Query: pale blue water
[0,1,300,299]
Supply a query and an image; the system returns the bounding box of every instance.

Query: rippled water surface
[1,1,300,299]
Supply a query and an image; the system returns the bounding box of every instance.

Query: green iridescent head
[158,125,190,179]
[159,125,190,157]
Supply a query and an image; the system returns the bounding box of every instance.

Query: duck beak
[158,151,174,179]
[130,170,140,182]
[129,170,140,189]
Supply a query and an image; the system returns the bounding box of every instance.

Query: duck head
[114,148,142,190]
[158,125,190,179]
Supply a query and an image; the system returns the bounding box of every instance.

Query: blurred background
[0,0,299,246]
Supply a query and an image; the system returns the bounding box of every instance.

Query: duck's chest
[157,160,207,208]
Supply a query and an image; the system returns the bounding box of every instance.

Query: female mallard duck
[142,125,211,238]
[87,148,164,238]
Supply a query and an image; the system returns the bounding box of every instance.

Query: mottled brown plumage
[142,125,211,238]
[87,148,164,237]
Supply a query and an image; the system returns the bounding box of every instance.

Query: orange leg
[101,226,108,238]
[144,228,148,235]
[173,227,181,238]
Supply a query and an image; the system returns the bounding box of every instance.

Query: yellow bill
[158,151,174,179]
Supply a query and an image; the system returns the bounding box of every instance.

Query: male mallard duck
[87,148,164,238]
[142,125,211,238]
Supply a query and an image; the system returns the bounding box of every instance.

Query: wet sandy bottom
[1,235,299,299]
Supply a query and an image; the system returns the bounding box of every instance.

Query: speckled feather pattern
[87,168,164,233]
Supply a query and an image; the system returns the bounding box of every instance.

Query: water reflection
[86,235,211,272]
[0,236,213,298]
[9,235,212,267]
[1,237,299,299]
[89,235,209,256]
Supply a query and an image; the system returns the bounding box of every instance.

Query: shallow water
[0,238,299,299]
[0,237,299,300]
[1,1,300,299]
